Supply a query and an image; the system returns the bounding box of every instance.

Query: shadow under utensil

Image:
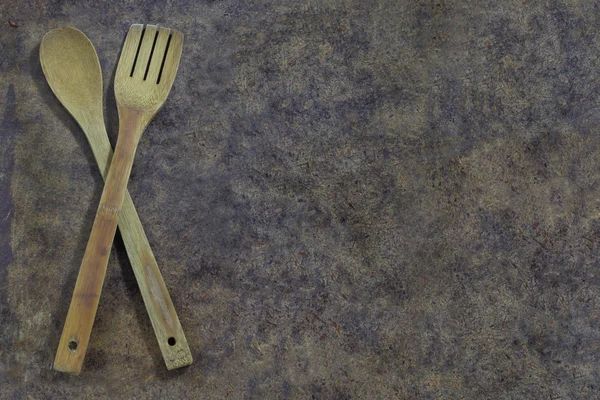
[29,44,104,370]
[104,49,119,148]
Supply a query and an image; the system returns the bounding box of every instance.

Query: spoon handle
[119,190,193,370]
[81,121,192,371]
[54,109,143,373]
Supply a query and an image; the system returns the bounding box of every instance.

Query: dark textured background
[2,0,600,398]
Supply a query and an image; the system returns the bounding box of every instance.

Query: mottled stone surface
[2,0,600,398]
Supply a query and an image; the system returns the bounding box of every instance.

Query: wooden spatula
[40,27,191,373]
[53,24,184,374]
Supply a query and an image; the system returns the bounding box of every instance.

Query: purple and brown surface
[1,0,600,398]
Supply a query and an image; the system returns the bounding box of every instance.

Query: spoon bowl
[41,27,104,133]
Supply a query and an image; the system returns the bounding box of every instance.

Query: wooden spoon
[41,26,191,374]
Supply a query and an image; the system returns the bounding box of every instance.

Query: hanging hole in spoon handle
[68,340,78,351]
[168,337,176,346]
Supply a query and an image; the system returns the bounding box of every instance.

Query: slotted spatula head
[115,24,183,119]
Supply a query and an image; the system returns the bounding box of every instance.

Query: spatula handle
[54,109,141,374]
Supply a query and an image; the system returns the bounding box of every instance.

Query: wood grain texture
[40,27,192,372]
[41,26,189,374]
